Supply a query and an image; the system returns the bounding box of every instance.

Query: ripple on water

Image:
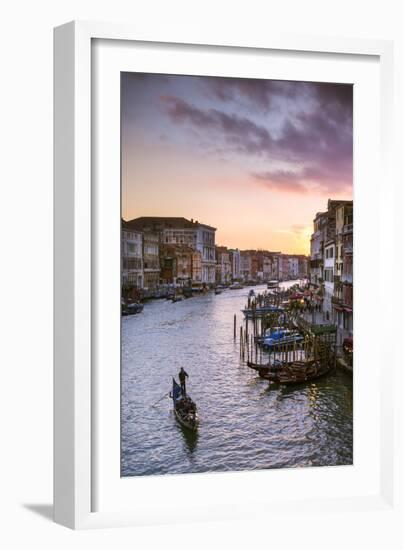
[121,283,353,476]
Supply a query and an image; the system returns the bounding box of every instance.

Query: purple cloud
[251,163,351,195]
[203,78,305,110]
[160,79,352,195]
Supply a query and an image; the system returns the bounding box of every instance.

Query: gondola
[229,282,244,289]
[170,378,199,431]
[247,359,283,372]
[256,360,333,384]
[171,295,184,303]
[242,305,283,318]
[121,302,144,316]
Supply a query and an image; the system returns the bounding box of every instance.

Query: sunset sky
[121,73,353,255]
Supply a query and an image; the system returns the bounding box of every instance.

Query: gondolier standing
[179,367,189,396]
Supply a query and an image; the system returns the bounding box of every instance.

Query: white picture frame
[54,20,398,530]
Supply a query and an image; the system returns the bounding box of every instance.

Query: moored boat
[229,282,244,289]
[121,302,144,316]
[242,305,283,318]
[262,329,303,349]
[267,280,279,289]
[257,360,333,384]
[170,378,199,431]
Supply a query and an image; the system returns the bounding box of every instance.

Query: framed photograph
[54,21,397,530]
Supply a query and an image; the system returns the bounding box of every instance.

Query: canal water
[121,281,353,477]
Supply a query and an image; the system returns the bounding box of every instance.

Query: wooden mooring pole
[234,314,236,340]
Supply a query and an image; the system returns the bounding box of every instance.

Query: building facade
[229,249,241,281]
[126,217,216,285]
[240,252,252,281]
[297,255,308,278]
[215,246,232,284]
[310,211,327,286]
[159,244,194,285]
[323,240,335,319]
[121,221,143,288]
[332,202,353,343]
[309,199,353,348]
[142,232,160,289]
[288,256,299,279]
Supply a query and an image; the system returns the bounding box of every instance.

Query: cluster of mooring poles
[233,284,337,385]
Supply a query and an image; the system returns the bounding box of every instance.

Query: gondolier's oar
[151,392,170,407]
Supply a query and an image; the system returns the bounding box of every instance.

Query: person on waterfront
[179,367,189,396]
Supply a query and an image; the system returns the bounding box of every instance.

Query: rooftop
[125,217,216,232]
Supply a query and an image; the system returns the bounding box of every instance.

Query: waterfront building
[288,256,299,279]
[126,217,216,285]
[143,231,160,289]
[229,248,241,281]
[297,255,308,278]
[309,199,353,342]
[121,221,143,288]
[251,253,259,280]
[310,211,327,286]
[255,251,276,281]
[215,246,232,284]
[191,250,202,285]
[159,244,194,286]
[323,240,335,320]
[262,255,272,281]
[278,254,290,281]
[240,251,252,281]
[332,202,353,343]
[271,254,280,280]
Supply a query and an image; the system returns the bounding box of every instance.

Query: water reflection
[178,421,199,455]
[121,282,353,476]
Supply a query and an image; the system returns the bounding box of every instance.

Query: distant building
[261,255,272,281]
[159,244,194,285]
[126,217,216,285]
[143,232,160,289]
[229,249,241,281]
[121,221,143,288]
[278,255,290,281]
[240,251,252,281]
[288,256,299,279]
[215,246,232,284]
[297,255,308,278]
[271,254,280,280]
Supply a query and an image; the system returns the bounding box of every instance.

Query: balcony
[342,223,353,235]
